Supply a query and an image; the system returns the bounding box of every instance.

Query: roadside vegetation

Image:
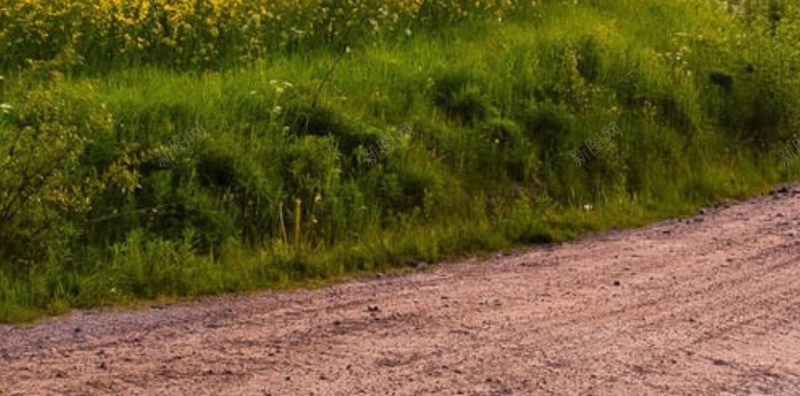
[1,0,799,322]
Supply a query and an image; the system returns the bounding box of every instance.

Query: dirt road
[2,188,800,395]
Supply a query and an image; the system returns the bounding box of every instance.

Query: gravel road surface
[2,187,800,395]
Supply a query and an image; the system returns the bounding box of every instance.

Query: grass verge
[1,0,799,322]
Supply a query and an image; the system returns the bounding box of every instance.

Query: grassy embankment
[0,0,799,322]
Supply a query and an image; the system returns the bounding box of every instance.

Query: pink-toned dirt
[2,187,800,395]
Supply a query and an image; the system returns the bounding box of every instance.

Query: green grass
[1,0,799,323]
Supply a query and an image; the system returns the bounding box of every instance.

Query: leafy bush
[0,53,110,264]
